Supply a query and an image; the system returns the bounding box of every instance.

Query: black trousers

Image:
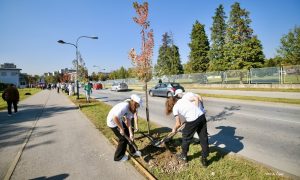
[7,100,18,114]
[181,114,209,159]
[110,121,136,161]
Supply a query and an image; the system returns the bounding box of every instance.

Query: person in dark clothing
[165,96,209,167]
[2,84,20,116]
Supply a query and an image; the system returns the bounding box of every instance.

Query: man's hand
[129,134,134,141]
[171,128,177,134]
[119,128,125,136]
[134,128,139,133]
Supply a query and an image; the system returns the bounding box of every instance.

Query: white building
[0,63,22,87]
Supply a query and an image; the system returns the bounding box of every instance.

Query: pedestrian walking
[68,83,73,96]
[57,83,60,93]
[106,94,142,161]
[165,96,209,167]
[84,82,92,102]
[2,84,20,116]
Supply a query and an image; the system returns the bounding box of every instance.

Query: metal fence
[101,65,300,85]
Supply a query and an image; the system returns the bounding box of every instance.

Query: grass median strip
[0,88,42,111]
[69,95,290,179]
[129,86,300,105]
[201,93,300,105]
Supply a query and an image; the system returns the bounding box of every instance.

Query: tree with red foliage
[129,2,154,134]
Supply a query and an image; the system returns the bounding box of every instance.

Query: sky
[0,0,299,75]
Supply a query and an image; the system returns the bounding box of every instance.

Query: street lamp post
[93,65,106,72]
[58,36,98,99]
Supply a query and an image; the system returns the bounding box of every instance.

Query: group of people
[1,82,209,167]
[107,89,209,167]
[55,82,75,96]
[1,84,20,116]
[55,81,92,102]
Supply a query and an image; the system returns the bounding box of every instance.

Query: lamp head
[57,40,65,44]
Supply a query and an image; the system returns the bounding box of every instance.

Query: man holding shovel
[107,94,142,161]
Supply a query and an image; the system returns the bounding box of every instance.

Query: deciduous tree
[129,2,154,134]
[277,26,300,65]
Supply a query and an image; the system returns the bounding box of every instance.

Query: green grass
[69,95,291,180]
[201,93,300,105]
[0,88,42,110]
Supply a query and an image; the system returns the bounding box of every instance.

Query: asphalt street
[90,88,300,178]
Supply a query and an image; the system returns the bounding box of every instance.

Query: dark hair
[165,97,178,115]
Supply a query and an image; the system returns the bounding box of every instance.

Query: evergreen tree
[186,21,210,73]
[155,32,183,76]
[169,45,184,75]
[224,2,264,70]
[209,4,227,71]
[155,33,170,76]
[277,26,300,65]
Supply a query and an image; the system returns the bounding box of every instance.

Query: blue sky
[0,0,299,75]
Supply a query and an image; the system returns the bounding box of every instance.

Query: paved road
[0,90,144,180]
[90,89,300,178]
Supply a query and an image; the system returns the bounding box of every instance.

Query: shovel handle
[154,123,186,147]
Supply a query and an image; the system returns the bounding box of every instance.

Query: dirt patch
[135,133,187,174]
[148,148,187,174]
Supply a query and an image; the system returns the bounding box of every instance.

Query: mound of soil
[136,133,187,174]
[148,149,187,173]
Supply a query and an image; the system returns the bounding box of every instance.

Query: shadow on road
[207,105,241,122]
[30,173,69,180]
[153,125,244,165]
[206,126,244,165]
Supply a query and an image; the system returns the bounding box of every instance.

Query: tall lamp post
[58,36,98,99]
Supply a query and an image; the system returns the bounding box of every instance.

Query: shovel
[121,132,140,154]
[153,123,186,147]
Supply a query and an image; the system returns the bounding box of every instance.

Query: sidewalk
[187,88,300,99]
[0,90,144,180]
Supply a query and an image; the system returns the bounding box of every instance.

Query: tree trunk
[145,81,150,134]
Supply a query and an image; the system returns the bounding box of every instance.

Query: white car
[111,82,128,91]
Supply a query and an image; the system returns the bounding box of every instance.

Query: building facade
[0,63,22,87]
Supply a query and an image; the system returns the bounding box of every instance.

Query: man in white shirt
[165,96,209,167]
[107,94,142,161]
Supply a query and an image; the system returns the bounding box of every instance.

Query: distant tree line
[154,2,300,76]
[41,2,300,84]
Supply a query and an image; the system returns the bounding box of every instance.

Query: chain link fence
[250,67,280,84]
[282,65,300,84]
[101,65,300,85]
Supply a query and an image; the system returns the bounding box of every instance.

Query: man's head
[174,89,183,98]
[129,94,142,113]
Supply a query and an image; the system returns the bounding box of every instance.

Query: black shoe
[201,158,208,168]
[176,154,187,163]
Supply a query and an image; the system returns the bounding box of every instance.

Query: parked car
[111,82,128,91]
[93,83,103,90]
[149,82,185,97]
